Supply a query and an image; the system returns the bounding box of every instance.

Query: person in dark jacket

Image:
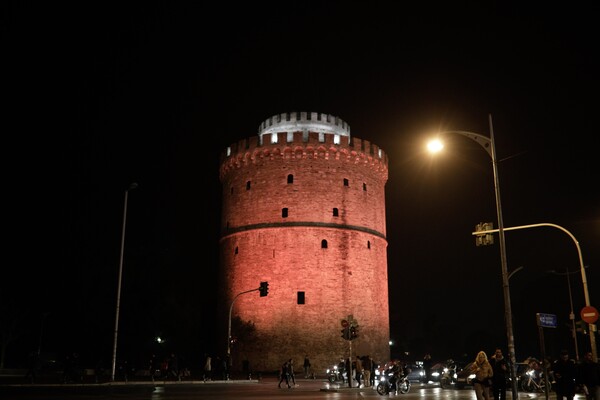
[423,353,433,384]
[552,350,577,400]
[303,355,311,378]
[489,348,509,400]
[577,351,600,400]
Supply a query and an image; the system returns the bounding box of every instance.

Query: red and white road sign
[580,306,599,324]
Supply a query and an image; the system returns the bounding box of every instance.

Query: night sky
[4,2,599,370]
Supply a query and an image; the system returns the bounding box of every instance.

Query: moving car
[455,362,476,389]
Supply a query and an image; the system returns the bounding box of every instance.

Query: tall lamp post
[547,268,583,361]
[111,182,138,382]
[428,114,519,399]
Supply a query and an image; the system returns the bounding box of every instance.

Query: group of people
[278,358,297,388]
[347,355,375,388]
[468,348,600,400]
[551,350,600,400]
[279,354,378,389]
[278,355,316,388]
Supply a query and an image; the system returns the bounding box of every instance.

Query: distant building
[218,111,390,372]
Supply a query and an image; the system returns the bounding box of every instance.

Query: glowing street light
[427,114,519,400]
[111,182,138,382]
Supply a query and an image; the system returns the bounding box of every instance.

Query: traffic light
[259,281,269,297]
[341,327,350,340]
[475,222,494,246]
[575,320,588,335]
[350,325,358,340]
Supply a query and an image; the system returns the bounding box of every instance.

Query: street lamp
[111,182,138,382]
[546,267,587,361]
[428,114,519,399]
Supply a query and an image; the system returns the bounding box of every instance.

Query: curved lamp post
[472,222,596,361]
[428,114,519,399]
[111,182,138,382]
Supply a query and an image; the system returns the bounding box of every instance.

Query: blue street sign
[536,313,557,328]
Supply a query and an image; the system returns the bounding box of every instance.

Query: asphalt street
[0,377,588,400]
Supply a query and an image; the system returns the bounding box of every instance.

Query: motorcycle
[326,364,346,383]
[440,360,458,389]
[376,367,411,395]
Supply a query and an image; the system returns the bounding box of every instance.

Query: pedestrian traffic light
[259,281,269,297]
[350,325,358,340]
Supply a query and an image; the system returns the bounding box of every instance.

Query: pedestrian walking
[362,355,372,387]
[303,355,311,378]
[288,358,296,386]
[167,353,180,380]
[203,354,212,381]
[278,360,291,388]
[489,348,508,400]
[355,355,364,387]
[423,353,433,383]
[470,350,493,400]
[552,349,577,400]
[370,356,377,387]
[577,351,600,400]
[24,351,39,383]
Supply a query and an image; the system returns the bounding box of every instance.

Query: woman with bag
[470,350,494,400]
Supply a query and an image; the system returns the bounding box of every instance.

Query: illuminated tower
[219,112,390,372]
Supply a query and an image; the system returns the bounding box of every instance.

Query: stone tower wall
[218,118,390,374]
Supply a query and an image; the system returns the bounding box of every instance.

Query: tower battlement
[221,131,388,180]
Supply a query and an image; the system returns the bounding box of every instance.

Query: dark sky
[4,2,599,368]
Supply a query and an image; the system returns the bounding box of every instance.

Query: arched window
[343,178,349,187]
[321,239,328,249]
[287,174,294,184]
[297,291,305,305]
[246,181,251,190]
[367,241,371,249]
[282,208,288,218]
[235,246,239,254]
[333,208,339,217]
[363,183,367,191]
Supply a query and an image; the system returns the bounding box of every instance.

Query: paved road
[0,378,585,400]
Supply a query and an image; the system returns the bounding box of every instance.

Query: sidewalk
[0,369,261,389]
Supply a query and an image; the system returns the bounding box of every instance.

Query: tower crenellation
[221,131,388,181]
